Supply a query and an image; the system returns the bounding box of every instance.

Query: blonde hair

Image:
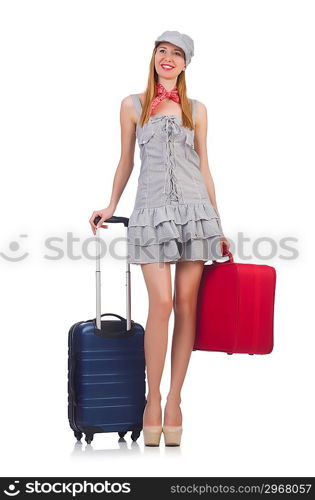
[138,45,194,130]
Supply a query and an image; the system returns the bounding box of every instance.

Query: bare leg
[163,260,205,426]
[141,262,173,426]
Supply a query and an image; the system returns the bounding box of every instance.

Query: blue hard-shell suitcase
[68,216,146,444]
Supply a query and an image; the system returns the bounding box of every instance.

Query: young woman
[89,31,230,447]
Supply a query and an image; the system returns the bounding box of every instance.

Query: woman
[89,30,230,447]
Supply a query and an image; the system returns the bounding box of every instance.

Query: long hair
[138,45,195,130]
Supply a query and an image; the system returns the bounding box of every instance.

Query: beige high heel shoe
[162,426,183,446]
[142,425,163,446]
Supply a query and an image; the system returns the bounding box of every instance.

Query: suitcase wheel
[74,431,83,441]
[131,430,141,442]
[85,433,94,445]
[118,432,127,438]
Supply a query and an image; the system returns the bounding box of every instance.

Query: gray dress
[127,94,224,265]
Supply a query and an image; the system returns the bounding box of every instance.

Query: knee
[173,294,196,316]
[150,296,173,320]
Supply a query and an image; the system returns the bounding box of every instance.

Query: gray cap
[154,30,194,67]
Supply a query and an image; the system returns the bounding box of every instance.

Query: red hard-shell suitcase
[193,250,276,355]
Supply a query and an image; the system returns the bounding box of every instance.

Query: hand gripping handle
[94,215,129,227]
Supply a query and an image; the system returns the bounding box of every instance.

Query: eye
[158,48,183,57]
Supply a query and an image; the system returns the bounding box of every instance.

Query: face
[155,42,186,78]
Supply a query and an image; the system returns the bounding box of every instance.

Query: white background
[0,0,314,477]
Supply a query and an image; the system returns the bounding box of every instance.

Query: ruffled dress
[127,94,224,265]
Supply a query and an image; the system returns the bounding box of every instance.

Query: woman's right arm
[89,96,137,235]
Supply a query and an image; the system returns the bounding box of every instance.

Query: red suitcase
[193,250,276,355]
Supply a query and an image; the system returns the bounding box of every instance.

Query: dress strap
[130,94,142,118]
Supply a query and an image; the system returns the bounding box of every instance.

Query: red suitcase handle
[213,241,234,264]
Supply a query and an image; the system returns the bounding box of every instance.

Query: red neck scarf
[150,83,180,115]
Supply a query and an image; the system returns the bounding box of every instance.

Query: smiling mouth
[161,64,175,70]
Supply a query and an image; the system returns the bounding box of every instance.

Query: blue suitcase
[68,216,146,444]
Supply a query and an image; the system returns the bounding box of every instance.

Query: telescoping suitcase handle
[93,215,131,332]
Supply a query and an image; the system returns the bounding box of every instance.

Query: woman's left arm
[194,101,230,252]
[194,100,220,213]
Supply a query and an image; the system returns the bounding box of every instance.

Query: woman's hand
[89,206,115,235]
[219,236,231,256]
